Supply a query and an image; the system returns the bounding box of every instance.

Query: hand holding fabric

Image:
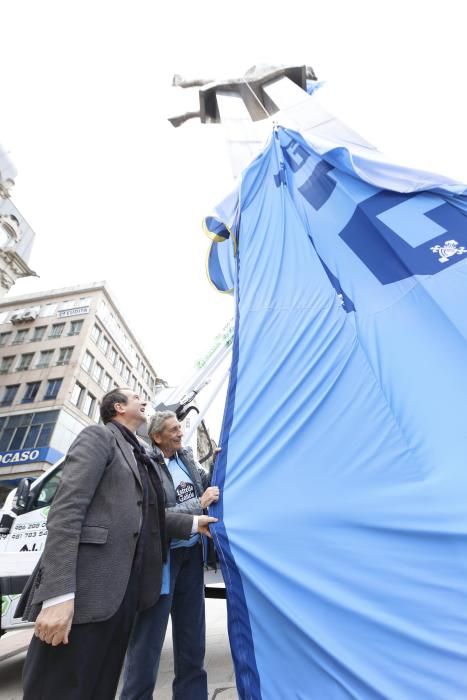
[200,486,220,508]
[197,515,218,537]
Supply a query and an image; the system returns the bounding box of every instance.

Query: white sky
[2,0,467,401]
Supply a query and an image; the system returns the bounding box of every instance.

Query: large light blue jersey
[204,126,467,699]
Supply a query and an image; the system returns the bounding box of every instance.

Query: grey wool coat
[16,421,193,624]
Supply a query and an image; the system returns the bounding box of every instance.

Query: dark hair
[100,388,129,424]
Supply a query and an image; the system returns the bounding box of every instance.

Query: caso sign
[0,447,63,467]
[0,449,40,464]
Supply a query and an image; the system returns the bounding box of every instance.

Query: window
[0,410,59,452]
[116,357,124,376]
[31,466,63,510]
[12,329,28,345]
[99,335,109,356]
[70,382,85,407]
[31,326,46,342]
[1,384,19,406]
[0,426,14,451]
[49,323,65,338]
[93,402,101,423]
[57,346,73,365]
[22,424,40,448]
[22,381,41,403]
[68,319,83,336]
[90,325,101,343]
[131,375,137,391]
[0,217,17,245]
[103,373,112,392]
[109,347,117,365]
[0,355,14,374]
[17,353,34,371]
[36,421,55,447]
[9,426,29,450]
[83,392,96,418]
[92,362,103,384]
[0,332,11,347]
[123,366,130,383]
[36,350,54,368]
[44,378,62,400]
[81,350,94,372]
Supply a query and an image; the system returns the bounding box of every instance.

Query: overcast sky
[2,0,467,404]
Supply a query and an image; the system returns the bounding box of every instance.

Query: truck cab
[0,461,63,633]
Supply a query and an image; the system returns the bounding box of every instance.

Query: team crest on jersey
[430,240,467,263]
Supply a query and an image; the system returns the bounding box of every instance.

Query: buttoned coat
[16,422,193,624]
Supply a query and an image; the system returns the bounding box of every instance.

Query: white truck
[0,461,63,632]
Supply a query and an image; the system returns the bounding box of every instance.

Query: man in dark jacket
[120,410,220,700]
[17,390,216,700]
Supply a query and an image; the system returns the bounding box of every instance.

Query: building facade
[0,144,36,296]
[0,282,162,501]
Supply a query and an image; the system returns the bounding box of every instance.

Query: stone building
[0,281,163,502]
[0,144,36,296]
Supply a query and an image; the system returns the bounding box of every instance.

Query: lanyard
[168,454,192,481]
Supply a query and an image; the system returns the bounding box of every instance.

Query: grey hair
[148,410,177,440]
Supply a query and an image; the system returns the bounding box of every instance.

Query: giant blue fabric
[206,126,467,699]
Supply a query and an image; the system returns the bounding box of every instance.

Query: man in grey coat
[121,410,220,700]
[17,389,216,700]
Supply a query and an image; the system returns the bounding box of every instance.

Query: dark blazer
[17,422,193,624]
